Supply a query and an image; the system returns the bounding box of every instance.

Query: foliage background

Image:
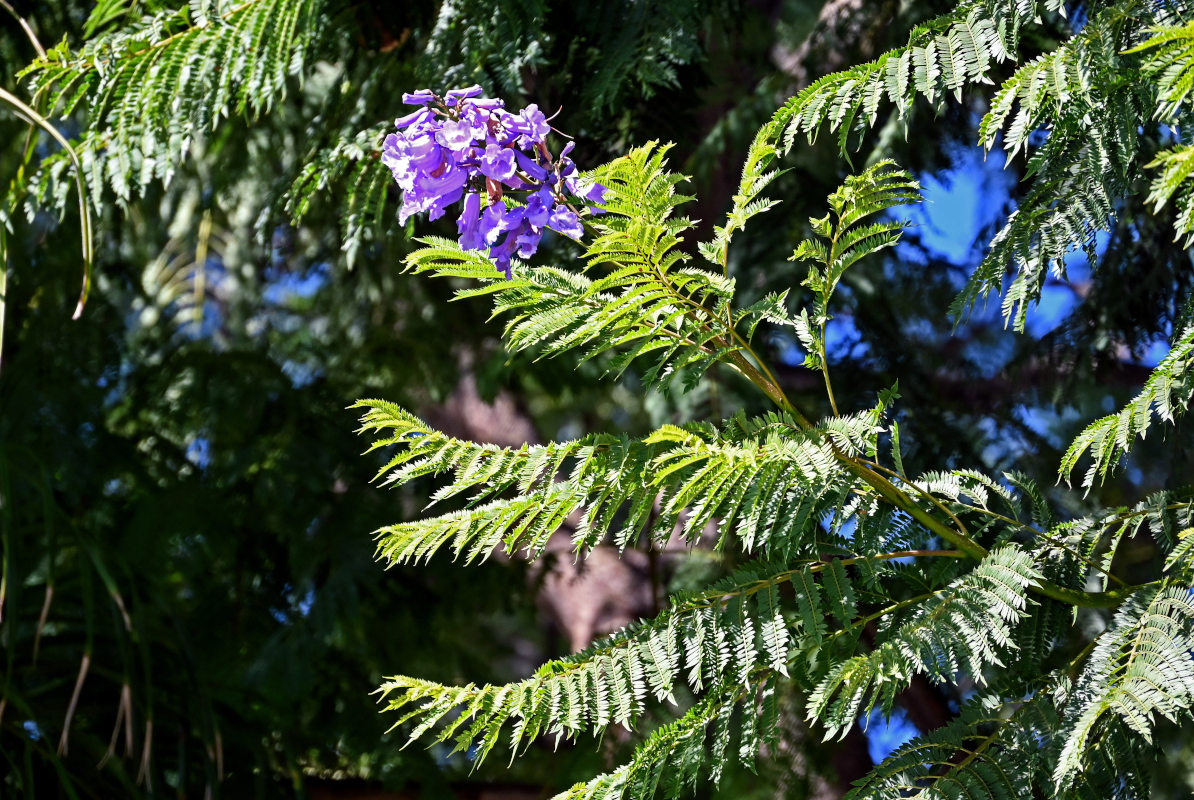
[0,0,1191,797]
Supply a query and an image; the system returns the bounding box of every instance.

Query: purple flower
[436,119,475,153]
[489,231,522,278]
[457,192,483,250]
[523,189,552,229]
[445,85,483,105]
[548,206,584,240]
[514,150,548,182]
[478,203,525,246]
[395,107,434,130]
[383,137,445,194]
[566,176,607,207]
[425,186,465,221]
[385,87,598,276]
[456,105,491,140]
[396,160,468,223]
[402,89,436,105]
[515,227,542,259]
[479,144,517,182]
[398,195,421,225]
[505,104,551,146]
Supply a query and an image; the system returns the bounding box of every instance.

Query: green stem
[725,339,1140,609]
[859,458,972,536]
[843,457,987,558]
[725,350,809,425]
[1067,634,1100,681]
[0,86,93,318]
[0,0,46,59]
[1030,580,1140,608]
[690,548,965,607]
[817,312,839,417]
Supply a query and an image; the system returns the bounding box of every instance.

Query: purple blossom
[394,107,434,129]
[436,119,474,153]
[383,87,607,276]
[424,186,464,222]
[566,176,607,206]
[523,189,552,229]
[401,90,435,105]
[548,206,584,240]
[480,144,517,182]
[515,228,540,259]
[514,150,548,182]
[504,104,551,147]
[457,192,483,250]
[479,203,525,246]
[445,85,483,105]
[489,235,520,279]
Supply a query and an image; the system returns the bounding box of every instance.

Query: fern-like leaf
[808,546,1040,740]
[1060,324,1194,489]
[22,0,326,206]
[1054,583,1194,789]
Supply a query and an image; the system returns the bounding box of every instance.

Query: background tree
[1,0,1192,798]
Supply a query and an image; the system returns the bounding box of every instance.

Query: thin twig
[0,0,46,59]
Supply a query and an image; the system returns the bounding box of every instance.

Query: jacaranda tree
[349,2,1194,798]
[5,0,1194,798]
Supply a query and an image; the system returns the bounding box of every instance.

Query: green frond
[553,765,631,800]
[1143,145,1194,245]
[548,684,746,800]
[807,546,1041,740]
[379,540,975,790]
[1054,583,1194,790]
[1059,324,1194,488]
[787,161,920,376]
[286,126,392,267]
[1027,492,1194,597]
[355,398,657,561]
[355,399,885,563]
[733,290,796,340]
[1119,489,1194,554]
[790,161,920,295]
[770,1,1068,155]
[917,469,1023,521]
[1005,470,1055,531]
[698,121,786,270]
[1163,527,1194,577]
[1129,19,1194,120]
[22,0,327,206]
[847,694,1057,800]
[375,561,818,761]
[953,2,1172,327]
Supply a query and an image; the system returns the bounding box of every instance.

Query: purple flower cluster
[382,86,606,277]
